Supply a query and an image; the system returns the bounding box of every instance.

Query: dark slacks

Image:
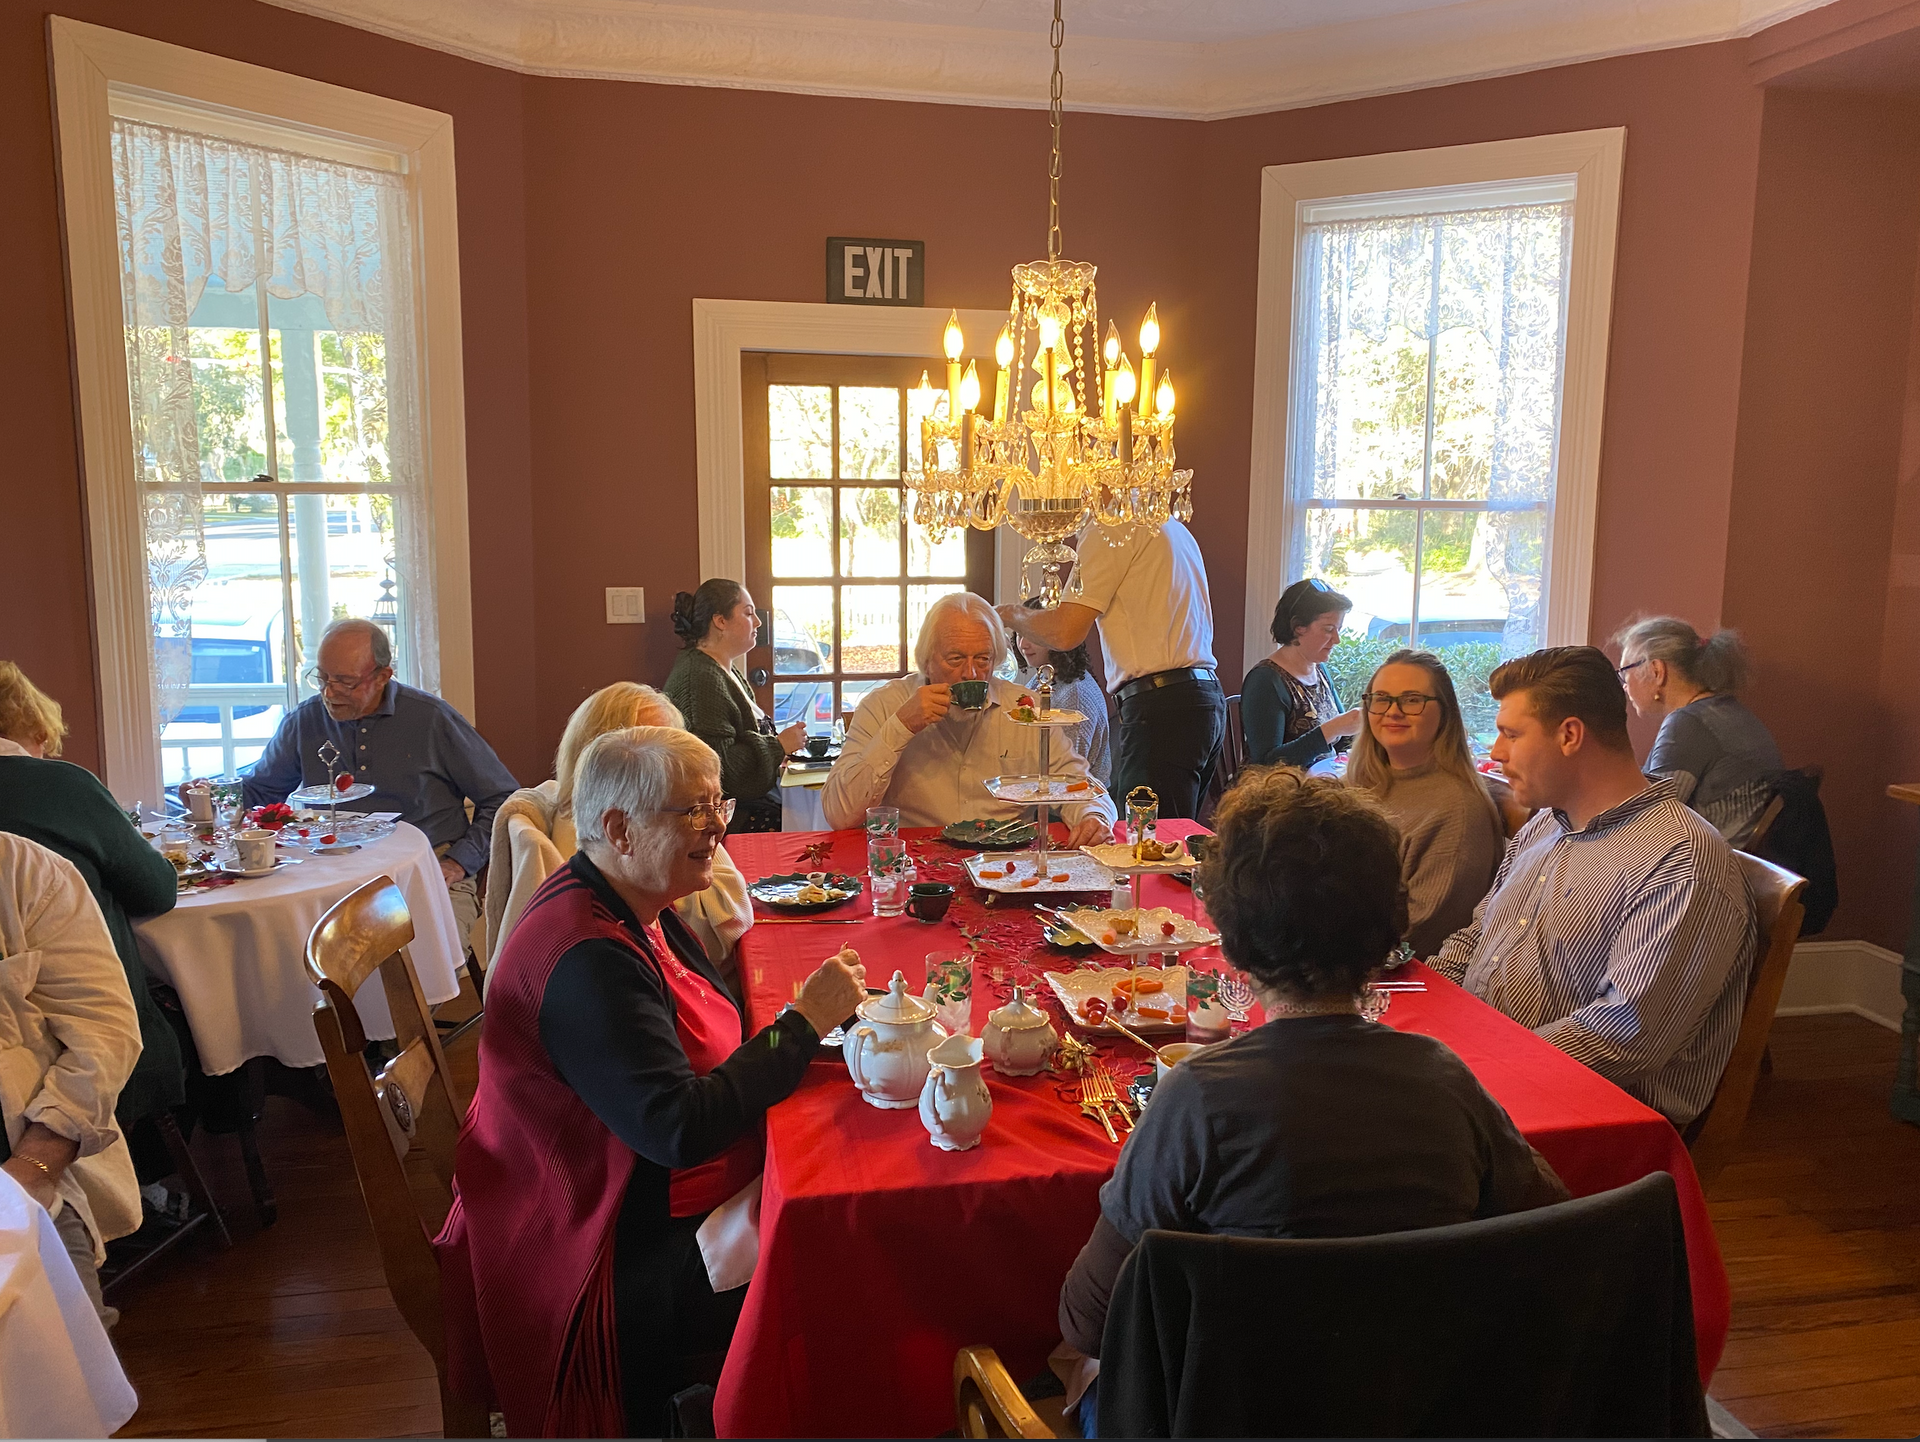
[1112,677,1227,821]
[617,1208,746,1435]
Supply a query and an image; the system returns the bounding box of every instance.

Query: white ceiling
[262,0,1841,118]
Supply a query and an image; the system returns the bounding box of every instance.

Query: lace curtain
[1296,201,1571,650]
[112,117,437,733]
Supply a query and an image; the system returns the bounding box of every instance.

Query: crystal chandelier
[908,0,1193,607]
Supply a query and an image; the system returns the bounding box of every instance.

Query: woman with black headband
[1240,577,1365,770]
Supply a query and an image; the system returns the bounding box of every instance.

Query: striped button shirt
[1430,777,1757,1126]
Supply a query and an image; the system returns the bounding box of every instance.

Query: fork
[1087,1062,1133,1135]
[1078,1078,1119,1143]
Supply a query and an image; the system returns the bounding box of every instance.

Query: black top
[1239,658,1343,769]
[1061,1014,1565,1354]
[0,755,185,1124]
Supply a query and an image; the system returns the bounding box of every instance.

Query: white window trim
[1242,129,1625,677]
[48,16,475,804]
[692,299,1023,604]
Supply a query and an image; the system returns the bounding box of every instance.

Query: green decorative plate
[942,818,1039,849]
[748,871,863,913]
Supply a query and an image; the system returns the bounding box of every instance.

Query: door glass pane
[840,487,902,577]
[772,680,834,730]
[289,496,400,693]
[839,386,900,480]
[839,584,903,674]
[771,487,834,578]
[159,492,289,786]
[840,678,890,719]
[770,586,835,674]
[769,385,833,479]
[908,583,965,654]
[909,522,968,577]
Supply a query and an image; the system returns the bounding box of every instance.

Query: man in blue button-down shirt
[244,618,517,951]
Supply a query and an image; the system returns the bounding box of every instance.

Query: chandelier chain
[1048,0,1063,262]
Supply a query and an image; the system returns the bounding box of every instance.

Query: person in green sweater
[0,663,186,1139]
[663,580,806,833]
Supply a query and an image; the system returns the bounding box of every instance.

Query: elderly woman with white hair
[482,683,752,983]
[821,591,1116,843]
[440,726,866,1437]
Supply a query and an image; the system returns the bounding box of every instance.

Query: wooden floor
[108,1011,1920,1439]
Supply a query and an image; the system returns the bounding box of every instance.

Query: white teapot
[845,970,948,1109]
[920,1032,992,1151]
[982,984,1058,1077]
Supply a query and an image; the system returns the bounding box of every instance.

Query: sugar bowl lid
[988,983,1052,1032]
[858,969,936,1025]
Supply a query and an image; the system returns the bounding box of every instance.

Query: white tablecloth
[0,1171,136,1437]
[780,772,829,833]
[133,822,463,1075]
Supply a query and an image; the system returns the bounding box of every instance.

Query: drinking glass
[866,805,901,838]
[868,834,908,917]
[924,949,972,1035]
[1185,968,1232,1045]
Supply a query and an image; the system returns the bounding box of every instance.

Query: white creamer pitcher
[919,1032,991,1151]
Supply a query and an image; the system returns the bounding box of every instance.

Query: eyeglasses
[1362,691,1438,716]
[1615,660,1646,681]
[656,799,736,832]
[303,665,388,693]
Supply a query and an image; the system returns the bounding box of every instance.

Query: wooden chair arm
[954,1346,1057,1439]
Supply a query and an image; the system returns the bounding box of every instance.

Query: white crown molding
[259,0,1838,119]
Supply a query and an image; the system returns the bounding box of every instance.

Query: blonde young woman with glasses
[484,684,752,989]
[1344,650,1506,957]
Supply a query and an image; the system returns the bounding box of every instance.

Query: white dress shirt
[822,675,1117,832]
[1070,519,1217,688]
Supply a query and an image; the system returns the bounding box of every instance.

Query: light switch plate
[605,587,645,624]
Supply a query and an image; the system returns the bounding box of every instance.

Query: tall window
[1288,181,1575,737]
[742,354,994,726]
[112,110,433,785]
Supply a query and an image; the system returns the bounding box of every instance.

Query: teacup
[182,785,214,823]
[950,679,988,710]
[235,828,277,873]
[805,734,831,758]
[1155,1041,1215,1083]
[906,882,954,922]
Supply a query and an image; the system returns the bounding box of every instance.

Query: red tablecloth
[714,824,1730,1438]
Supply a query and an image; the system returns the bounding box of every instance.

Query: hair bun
[669,591,699,639]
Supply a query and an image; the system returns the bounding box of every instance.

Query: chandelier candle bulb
[994,326,1014,423]
[1156,370,1175,418]
[1138,304,1160,418]
[944,310,965,421]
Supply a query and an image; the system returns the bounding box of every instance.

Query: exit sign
[827,237,924,307]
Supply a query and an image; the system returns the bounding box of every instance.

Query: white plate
[964,851,1115,894]
[287,781,377,806]
[1051,905,1218,956]
[1079,840,1197,875]
[1045,964,1191,1034]
[217,857,303,879]
[981,774,1108,803]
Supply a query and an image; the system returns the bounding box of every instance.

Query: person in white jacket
[484,684,753,990]
[0,832,143,1327]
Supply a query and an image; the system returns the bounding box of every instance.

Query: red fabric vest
[434,861,741,1437]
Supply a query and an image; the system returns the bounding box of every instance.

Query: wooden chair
[1198,694,1245,824]
[306,876,489,1439]
[956,1346,1058,1439]
[1684,851,1807,1187]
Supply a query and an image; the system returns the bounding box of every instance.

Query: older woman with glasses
[1241,578,1366,770]
[483,683,753,986]
[441,726,867,1437]
[1344,650,1506,957]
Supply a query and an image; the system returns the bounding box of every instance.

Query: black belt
[1114,667,1218,703]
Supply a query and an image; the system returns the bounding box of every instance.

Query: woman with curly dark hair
[1056,768,1565,1401]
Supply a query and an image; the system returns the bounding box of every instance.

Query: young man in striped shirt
[1430,646,1758,1127]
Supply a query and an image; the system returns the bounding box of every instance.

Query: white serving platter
[1045,964,1191,1034]
[982,774,1107,803]
[964,852,1116,894]
[1050,905,1218,957]
[1078,839,1198,876]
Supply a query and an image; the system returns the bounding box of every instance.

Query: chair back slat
[307,876,487,1437]
[1685,851,1806,1185]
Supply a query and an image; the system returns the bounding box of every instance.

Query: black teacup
[805,734,831,758]
[907,881,955,922]
[950,679,988,710]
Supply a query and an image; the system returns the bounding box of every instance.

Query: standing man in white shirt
[999,519,1224,818]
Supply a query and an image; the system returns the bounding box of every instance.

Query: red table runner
[714,824,1729,1438]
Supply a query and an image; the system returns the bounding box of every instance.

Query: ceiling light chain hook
[1048,0,1064,262]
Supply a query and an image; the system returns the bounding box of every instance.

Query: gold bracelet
[12,1156,51,1179]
